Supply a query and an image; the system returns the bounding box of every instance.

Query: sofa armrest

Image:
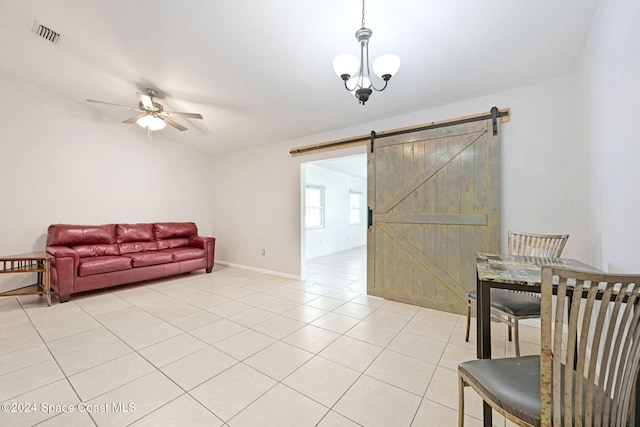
[47,245,79,263]
[189,236,216,272]
[46,246,79,300]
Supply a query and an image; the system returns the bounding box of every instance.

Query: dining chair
[458,267,640,427]
[465,230,570,356]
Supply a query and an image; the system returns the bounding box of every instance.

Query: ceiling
[311,155,367,180]
[0,0,598,156]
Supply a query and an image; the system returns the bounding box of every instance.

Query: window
[305,186,325,228]
[350,191,363,225]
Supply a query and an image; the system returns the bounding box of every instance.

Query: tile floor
[0,246,540,426]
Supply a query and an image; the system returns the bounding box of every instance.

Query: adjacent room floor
[0,247,536,426]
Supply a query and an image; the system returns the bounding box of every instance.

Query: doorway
[302,154,367,292]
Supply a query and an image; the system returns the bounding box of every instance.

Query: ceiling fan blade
[161,116,188,131]
[137,92,154,110]
[158,111,203,119]
[86,99,143,112]
[122,113,148,124]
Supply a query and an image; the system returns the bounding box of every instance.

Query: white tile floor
[0,246,539,426]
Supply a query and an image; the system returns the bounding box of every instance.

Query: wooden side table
[0,251,52,306]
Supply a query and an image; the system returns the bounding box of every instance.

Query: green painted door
[367,118,500,314]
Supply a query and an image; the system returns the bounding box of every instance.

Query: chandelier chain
[361,0,366,28]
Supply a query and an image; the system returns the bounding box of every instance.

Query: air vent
[32,21,61,44]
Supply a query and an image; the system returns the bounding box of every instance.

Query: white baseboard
[215,260,301,281]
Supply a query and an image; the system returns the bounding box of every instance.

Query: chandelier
[332,0,401,105]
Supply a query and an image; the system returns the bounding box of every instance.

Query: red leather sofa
[46,222,215,302]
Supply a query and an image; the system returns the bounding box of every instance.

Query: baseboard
[215,261,301,281]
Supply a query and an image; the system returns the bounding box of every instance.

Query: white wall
[205,132,367,278]
[210,75,585,278]
[574,0,640,273]
[6,0,638,285]
[304,163,367,259]
[0,70,215,291]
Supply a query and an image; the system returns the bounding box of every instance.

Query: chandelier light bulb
[333,54,360,80]
[372,54,401,80]
[347,75,371,92]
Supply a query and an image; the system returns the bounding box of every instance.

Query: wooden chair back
[508,230,569,257]
[540,267,640,426]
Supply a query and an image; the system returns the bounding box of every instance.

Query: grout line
[0,247,513,426]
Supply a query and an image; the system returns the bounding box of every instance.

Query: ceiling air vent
[32,20,61,44]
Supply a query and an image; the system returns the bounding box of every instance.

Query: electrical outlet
[261,249,266,256]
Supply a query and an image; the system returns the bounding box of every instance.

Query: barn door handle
[491,106,499,135]
[368,208,373,228]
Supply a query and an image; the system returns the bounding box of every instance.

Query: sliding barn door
[367,118,500,314]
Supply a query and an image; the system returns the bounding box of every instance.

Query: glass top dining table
[474,252,604,426]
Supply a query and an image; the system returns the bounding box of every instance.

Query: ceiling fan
[86,88,203,132]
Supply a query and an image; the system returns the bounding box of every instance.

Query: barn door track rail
[289,107,509,156]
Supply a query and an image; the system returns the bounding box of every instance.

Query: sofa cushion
[165,247,206,262]
[117,223,154,243]
[78,256,132,277]
[119,241,159,254]
[47,224,116,246]
[154,222,198,240]
[157,238,190,250]
[72,244,120,257]
[123,251,174,267]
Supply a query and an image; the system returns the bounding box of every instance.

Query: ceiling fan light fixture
[147,116,166,131]
[136,114,166,131]
[136,114,151,129]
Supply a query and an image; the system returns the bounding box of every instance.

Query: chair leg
[465,304,471,342]
[458,375,466,427]
[513,320,521,357]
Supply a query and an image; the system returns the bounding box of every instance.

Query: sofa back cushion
[119,241,159,254]
[73,244,120,257]
[157,238,191,250]
[117,223,154,243]
[47,224,116,246]
[154,222,198,240]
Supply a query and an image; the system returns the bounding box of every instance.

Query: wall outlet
[261,249,266,256]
